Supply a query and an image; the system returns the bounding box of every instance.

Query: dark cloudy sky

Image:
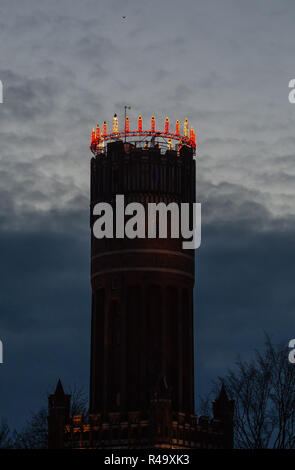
[1,0,295,430]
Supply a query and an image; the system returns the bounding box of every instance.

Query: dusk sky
[1,0,295,430]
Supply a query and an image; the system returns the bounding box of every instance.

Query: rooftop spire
[54,379,65,397]
[218,382,229,401]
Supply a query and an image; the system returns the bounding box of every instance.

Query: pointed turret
[48,379,71,449]
[221,382,229,398]
[149,376,172,446]
[213,382,234,449]
[54,378,65,397]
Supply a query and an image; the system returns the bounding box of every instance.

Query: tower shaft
[89,141,196,417]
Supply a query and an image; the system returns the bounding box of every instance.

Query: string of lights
[90,114,196,155]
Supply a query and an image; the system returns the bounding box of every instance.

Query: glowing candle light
[191,128,196,148]
[99,132,104,149]
[184,118,189,137]
[95,124,100,140]
[91,127,95,144]
[125,115,129,132]
[89,114,196,156]
[113,113,118,133]
[151,116,156,132]
[165,117,169,133]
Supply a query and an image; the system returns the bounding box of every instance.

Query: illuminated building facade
[48,115,234,449]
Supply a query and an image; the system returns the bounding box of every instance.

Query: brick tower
[48,114,234,449]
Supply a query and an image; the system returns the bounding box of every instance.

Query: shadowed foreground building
[48,115,234,449]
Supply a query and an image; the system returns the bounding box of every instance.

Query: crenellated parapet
[63,411,227,449]
[90,141,195,208]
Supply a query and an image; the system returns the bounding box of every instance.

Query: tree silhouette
[13,384,87,449]
[204,336,295,449]
[0,419,12,448]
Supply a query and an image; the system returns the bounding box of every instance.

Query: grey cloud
[0,0,295,431]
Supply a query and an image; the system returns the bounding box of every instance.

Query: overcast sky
[1,0,295,430]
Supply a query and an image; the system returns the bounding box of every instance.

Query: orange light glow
[99,133,104,149]
[95,125,100,139]
[90,115,196,155]
[113,114,118,133]
[190,127,196,147]
[91,127,95,144]
[184,118,189,137]
[165,117,169,133]
[151,116,156,132]
[125,115,130,132]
